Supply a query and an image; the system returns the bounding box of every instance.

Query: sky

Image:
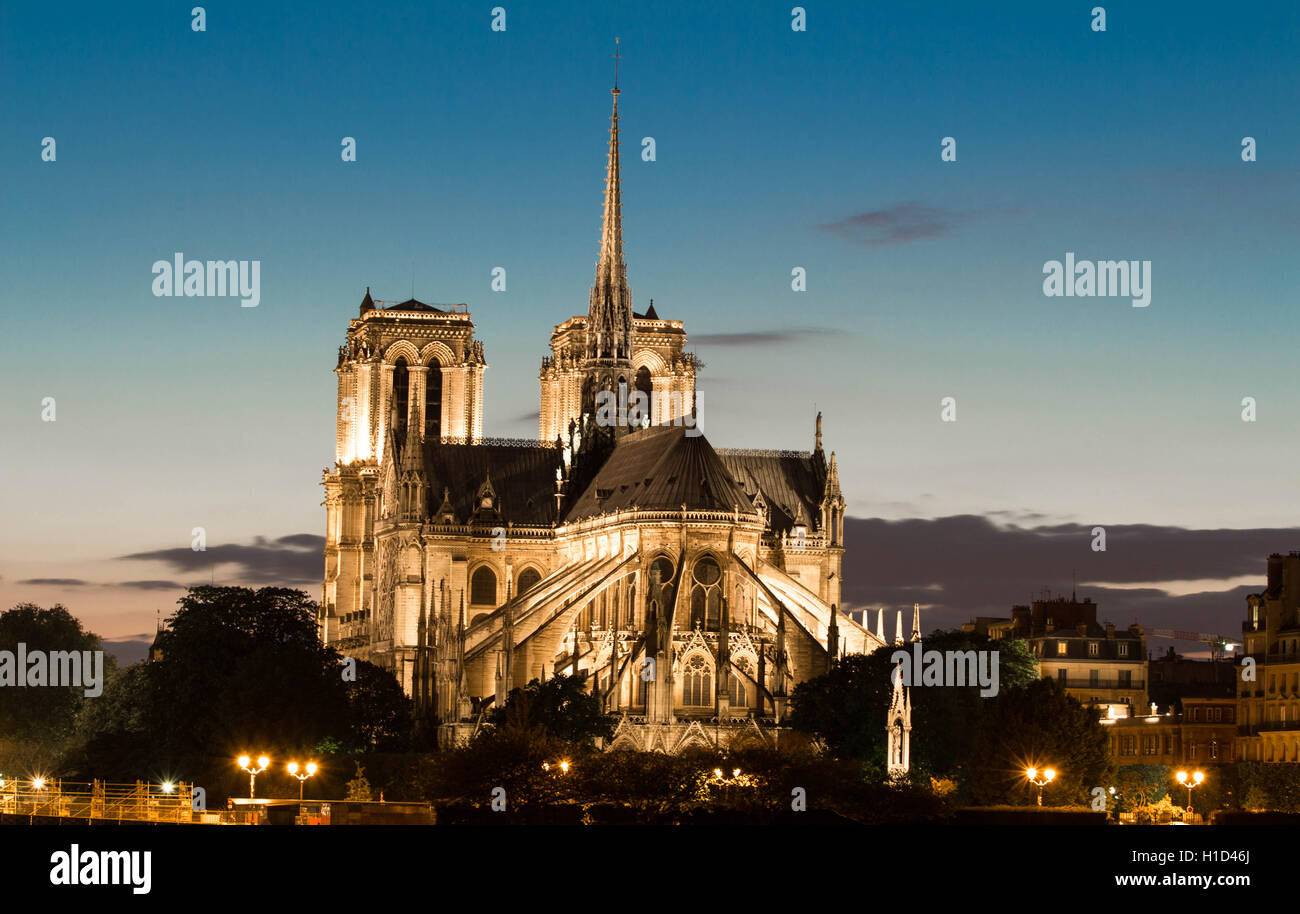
[1,0,1297,654]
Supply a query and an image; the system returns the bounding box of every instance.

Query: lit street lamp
[1025,767,1056,806]
[286,761,318,801]
[237,754,270,799]
[1175,770,1204,818]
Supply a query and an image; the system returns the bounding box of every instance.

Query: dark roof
[422,441,559,525]
[716,451,826,532]
[635,301,659,320]
[565,426,754,520]
[386,298,444,313]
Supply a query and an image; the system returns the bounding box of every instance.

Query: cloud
[817,202,984,246]
[693,329,835,346]
[18,578,89,587]
[841,515,1297,639]
[119,533,325,586]
[115,580,186,591]
[507,410,540,424]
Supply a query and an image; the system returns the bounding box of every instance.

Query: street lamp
[1175,770,1204,818]
[286,761,318,801]
[1026,767,1056,806]
[237,754,270,799]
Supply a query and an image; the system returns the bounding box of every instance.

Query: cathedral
[320,74,886,751]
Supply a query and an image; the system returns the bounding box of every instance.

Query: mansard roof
[716,450,827,533]
[422,440,559,525]
[564,425,756,521]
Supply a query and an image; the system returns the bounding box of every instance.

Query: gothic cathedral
[321,75,884,751]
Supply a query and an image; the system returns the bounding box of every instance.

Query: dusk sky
[2,1,1297,652]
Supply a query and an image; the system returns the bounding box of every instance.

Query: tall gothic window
[424,358,442,439]
[516,566,541,595]
[635,366,653,420]
[392,357,409,442]
[729,657,752,707]
[470,566,497,606]
[690,557,722,631]
[682,654,712,706]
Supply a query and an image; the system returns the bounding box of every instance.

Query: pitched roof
[386,298,444,313]
[715,451,826,533]
[422,440,559,525]
[564,426,754,520]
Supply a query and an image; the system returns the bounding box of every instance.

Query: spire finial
[613,36,621,93]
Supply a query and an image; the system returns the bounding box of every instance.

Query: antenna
[612,36,621,92]
[411,260,415,300]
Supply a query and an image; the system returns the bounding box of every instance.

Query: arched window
[633,366,653,427]
[424,358,442,439]
[649,556,675,589]
[682,654,712,706]
[392,357,409,441]
[690,557,722,631]
[470,566,497,606]
[516,567,541,595]
[729,656,752,707]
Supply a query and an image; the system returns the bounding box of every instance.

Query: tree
[967,678,1111,806]
[789,631,1038,775]
[487,674,613,746]
[64,586,412,789]
[345,762,373,801]
[1114,764,1169,813]
[0,603,113,764]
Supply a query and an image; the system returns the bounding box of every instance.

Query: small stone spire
[876,608,885,641]
[814,411,823,454]
[826,604,839,668]
[894,609,904,646]
[911,601,921,643]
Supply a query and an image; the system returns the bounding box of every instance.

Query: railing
[1061,678,1146,690]
[0,779,205,823]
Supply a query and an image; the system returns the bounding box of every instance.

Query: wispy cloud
[119,534,325,585]
[817,202,994,246]
[693,329,836,346]
[18,578,89,587]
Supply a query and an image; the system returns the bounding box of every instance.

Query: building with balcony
[1236,552,1300,762]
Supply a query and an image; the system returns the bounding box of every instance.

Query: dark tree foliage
[62,586,412,790]
[0,603,112,754]
[789,630,1038,777]
[487,674,614,746]
[967,677,1111,806]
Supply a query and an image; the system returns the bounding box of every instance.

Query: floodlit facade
[321,77,881,750]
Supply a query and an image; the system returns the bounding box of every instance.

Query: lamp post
[237,754,270,799]
[286,761,318,801]
[1026,767,1056,806]
[1175,770,1204,819]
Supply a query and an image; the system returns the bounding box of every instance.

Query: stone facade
[320,78,879,750]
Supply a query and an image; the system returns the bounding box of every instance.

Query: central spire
[586,37,633,364]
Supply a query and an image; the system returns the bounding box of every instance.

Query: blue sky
[1,1,1297,642]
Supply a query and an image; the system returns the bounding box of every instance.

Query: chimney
[1268,553,1284,594]
[1106,622,1116,639]
[1076,622,1088,638]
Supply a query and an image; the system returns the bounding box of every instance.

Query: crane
[1145,628,1238,662]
